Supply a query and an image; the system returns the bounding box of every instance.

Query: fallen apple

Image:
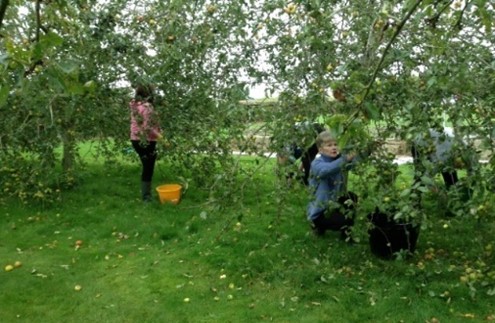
[5,264,14,272]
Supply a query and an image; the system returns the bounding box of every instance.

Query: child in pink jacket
[130,84,162,201]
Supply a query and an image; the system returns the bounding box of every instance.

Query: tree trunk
[61,128,75,173]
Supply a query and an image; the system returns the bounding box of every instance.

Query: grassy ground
[1,153,494,322]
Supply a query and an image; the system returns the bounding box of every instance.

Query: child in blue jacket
[307,130,359,241]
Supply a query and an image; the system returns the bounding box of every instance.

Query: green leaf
[67,82,85,95]
[426,77,436,88]
[0,84,10,107]
[420,176,435,186]
[478,6,492,34]
[399,189,411,197]
[32,32,64,61]
[46,68,66,92]
[57,61,79,75]
[44,32,64,47]
[418,186,430,193]
[364,102,380,120]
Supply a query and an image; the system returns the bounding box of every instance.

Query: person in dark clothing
[277,121,324,186]
[300,142,320,186]
[411,127,477,212]
[411,128,458,189]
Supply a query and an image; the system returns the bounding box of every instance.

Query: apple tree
[0,0,262,204]
[0,0,494,216]
[252,0,494,219]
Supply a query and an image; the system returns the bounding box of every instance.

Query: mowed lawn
[1,153,494,322]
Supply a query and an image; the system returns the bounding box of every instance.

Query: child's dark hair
[134,84,154,103]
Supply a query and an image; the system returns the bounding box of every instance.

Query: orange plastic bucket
[156,184,182,204]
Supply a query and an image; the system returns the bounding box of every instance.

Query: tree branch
[453,0,471,31]
[345,0,424,129]
[36,0,41,42]
[425,0,453,28]
[0,0,9,33]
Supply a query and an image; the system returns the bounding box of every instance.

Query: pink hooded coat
[129,99,161,141]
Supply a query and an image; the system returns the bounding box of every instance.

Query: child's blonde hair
[315,130,336,148]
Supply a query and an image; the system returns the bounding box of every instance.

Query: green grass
[1,153,494,322]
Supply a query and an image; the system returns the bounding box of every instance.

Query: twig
[425,0,453,28]
[0,0,9,32]
[453,0,471,31]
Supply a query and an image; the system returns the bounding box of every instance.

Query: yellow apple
[374,19,385,30]
[14,261,22,268]
[284,3,297,15]
[206,5,217,14]
[5,264,14,272]
[453,156,464,168]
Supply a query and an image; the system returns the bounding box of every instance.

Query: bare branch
[36,0,41,42]
[0,0,9,33]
